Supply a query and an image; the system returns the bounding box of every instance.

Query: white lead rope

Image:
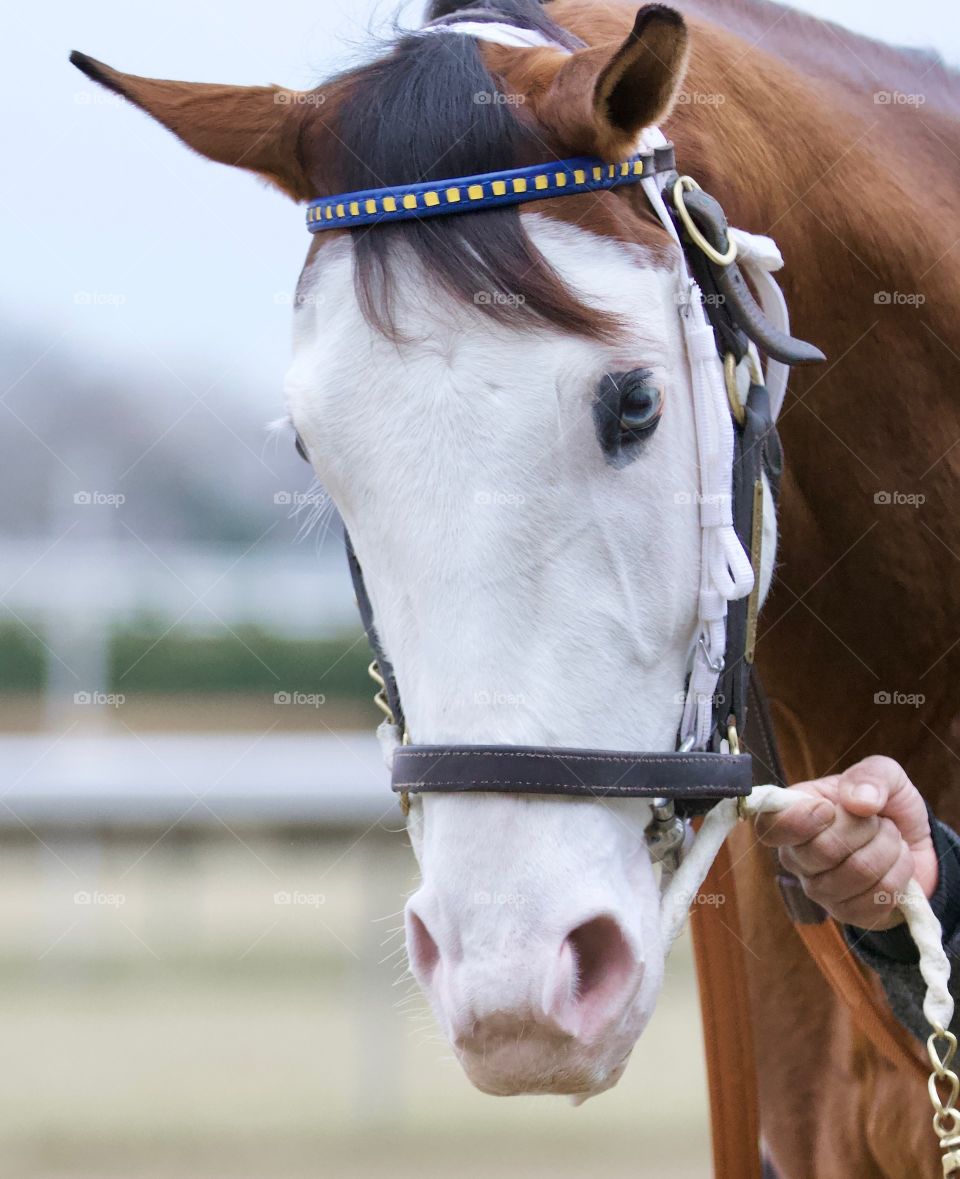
[660,790,960,1172]
[659,786,954,1035]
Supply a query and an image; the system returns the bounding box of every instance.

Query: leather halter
[307,32,825,816]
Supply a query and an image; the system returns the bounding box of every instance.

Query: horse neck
[673,21,960,801]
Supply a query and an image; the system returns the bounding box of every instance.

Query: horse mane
[320,0,616,342]
[677,0,959,117]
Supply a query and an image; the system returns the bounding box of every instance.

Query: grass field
[0,830,711,1178]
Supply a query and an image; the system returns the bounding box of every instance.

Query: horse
[71,0,960,1174]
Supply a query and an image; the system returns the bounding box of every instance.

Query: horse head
[72,0,784,1100]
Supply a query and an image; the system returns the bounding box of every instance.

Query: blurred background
[0,0,955,1175]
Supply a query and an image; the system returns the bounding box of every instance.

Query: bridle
[304,22,826,835]
[297,14,959,1168]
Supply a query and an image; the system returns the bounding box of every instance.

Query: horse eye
[616,372,663,434]
[294,431,310,462]
[594,368,663,464]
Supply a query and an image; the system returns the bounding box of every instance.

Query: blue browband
[305,144,677,232]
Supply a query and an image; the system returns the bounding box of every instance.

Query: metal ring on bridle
[672,176,738,266]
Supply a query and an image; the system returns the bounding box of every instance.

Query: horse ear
[69,52,318,201]
[538,5,689,158]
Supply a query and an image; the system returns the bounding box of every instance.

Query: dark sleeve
[844,811,960,1042]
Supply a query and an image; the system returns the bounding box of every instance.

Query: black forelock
[331,20,614,341]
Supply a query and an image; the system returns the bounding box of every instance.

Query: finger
[800,818,905,907]
[754,795,836,848]
[778,808,881,877]
[821,842,916,930]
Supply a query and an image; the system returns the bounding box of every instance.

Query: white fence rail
[0,732,391,830]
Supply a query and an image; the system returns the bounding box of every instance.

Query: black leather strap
[392,745,753,801]
[666,183,826,367]
[714,381,778,749]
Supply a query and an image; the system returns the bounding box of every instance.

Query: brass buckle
[672,176,738,267]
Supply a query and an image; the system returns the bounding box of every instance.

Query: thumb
[837,755,930,850]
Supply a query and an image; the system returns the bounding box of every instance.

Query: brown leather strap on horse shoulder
[690,839,765,1179]
[793,918,927,1081]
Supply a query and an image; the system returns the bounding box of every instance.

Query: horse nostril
[406,908,441,986]
[564,915,638,1037]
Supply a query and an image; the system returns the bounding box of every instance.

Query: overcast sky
[1,0,957,421]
